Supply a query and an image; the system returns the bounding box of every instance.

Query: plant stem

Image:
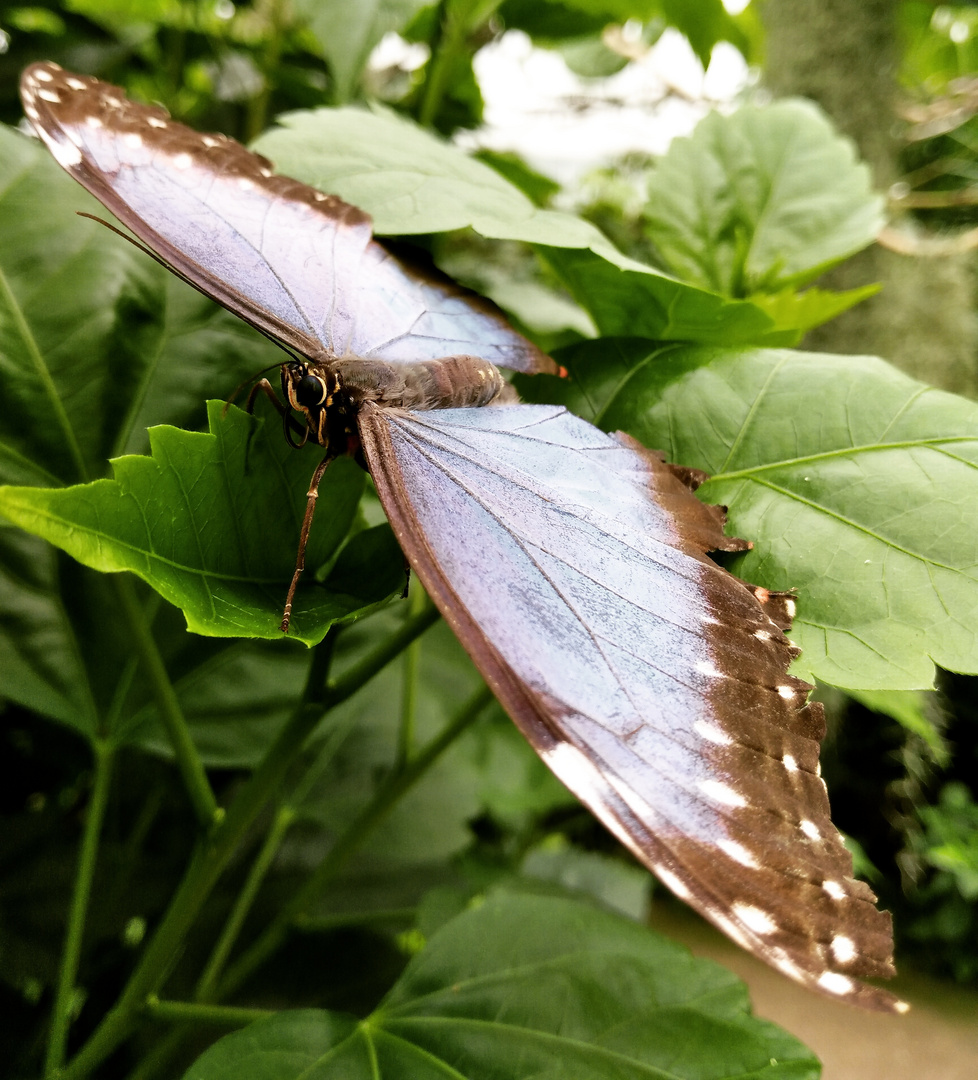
[144,997,274,1028]
[214,683,493,1001]
[45,741,115,1079]
[194,806,295,1001]
[114,576,219,830]
[61,609,438,1080]
[418,0,453,129]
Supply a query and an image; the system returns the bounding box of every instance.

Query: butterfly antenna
[76,211,304,364]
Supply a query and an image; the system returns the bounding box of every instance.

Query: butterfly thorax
[283,354,509,448]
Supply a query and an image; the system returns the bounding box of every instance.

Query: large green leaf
[252,106,781,344]
[182,892,819,1080]
[535,340,978,690]
[644,100,884,296]
[0,404,402,645]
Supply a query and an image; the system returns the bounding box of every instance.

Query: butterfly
[20,61,901,1011]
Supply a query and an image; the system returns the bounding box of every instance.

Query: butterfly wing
[358,400,900,1011]
[19,62,554,375]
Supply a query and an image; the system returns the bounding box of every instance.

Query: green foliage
[2,5,978,1080]
[644,100,885,296]
[182,893,820,1080]
[904,782,978,982]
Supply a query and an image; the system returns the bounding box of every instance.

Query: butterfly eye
[294,373,328,408]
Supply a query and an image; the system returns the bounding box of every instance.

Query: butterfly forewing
[359,402,900,1011]
[19,62,554,374]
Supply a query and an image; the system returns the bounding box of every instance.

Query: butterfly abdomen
[333,355,507,411]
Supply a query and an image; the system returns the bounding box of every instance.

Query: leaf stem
[113,575,219,830]
[213,683,493,1000]
[61,608,438,1080]
[144,997,274,1028]
[45,741,115,1078]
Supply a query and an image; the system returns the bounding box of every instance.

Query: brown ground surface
[648,902,978,1080]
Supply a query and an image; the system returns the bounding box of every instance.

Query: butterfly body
[19,61,903,1012]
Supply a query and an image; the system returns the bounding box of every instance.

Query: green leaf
[0,404,401,645]
[661,0,749,66]
[644,100,884,296]
[182,893,819,1080]
[252,106,781,345]
[547,339,978,691]
[294,0,433,103]
[750,283,881,338]
[521,837,652,920]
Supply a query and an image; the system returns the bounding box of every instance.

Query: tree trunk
[761,0,978,396]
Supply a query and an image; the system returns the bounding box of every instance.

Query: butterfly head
[282,362,342,448]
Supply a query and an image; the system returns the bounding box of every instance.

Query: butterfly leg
[281,452,335,633]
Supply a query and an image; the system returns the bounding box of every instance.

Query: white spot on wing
[782,754,798,772]
[38,89,61,103]
[50,138,82,167]
[123,132,143,149]
[66,77,87,90]
[754,629,772,641]
[173,152,193,170]
[238,177,255,190]
[817,971,856,996]
[778,685,796,700]
[35,68,54,82]
[148,116,167,129]
[653,865,692,901]
[831,935,856,963]
[695,660,724,678]
[86,115,103,129]
[699,779,747,808]
[202,135,220,148]
[717,838,758,867]
[732,902,777,935]
[693,719,732,746]
[784,598,796,619]
[799,819,821,841]
[822,879,846,900]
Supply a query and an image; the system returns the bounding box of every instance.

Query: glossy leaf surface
[644,100,884,295]
[0,404,401,643]
[182,892,820,1080]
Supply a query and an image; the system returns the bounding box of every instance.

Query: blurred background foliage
[1,1,978,1076]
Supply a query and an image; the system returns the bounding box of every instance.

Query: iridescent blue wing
[359,401,900,1012]
[19,62,553,374]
